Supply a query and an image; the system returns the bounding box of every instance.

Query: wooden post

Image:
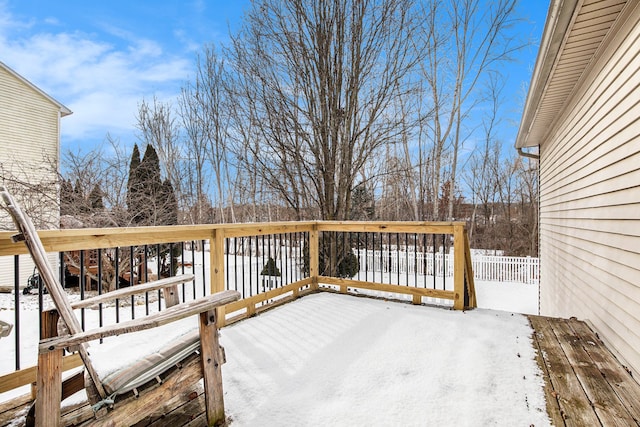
[463,229,477,309]
[309,226,319,291]
[210,228,226,327]
[199,310,226,426]
[36,310,62,427]
[453,224,465,310]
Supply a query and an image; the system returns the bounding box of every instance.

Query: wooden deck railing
[0,221,475,398]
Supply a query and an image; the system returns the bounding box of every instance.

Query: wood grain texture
[199,310,225,426]
[529,315,640,427]
[70,274,194,309]
[39,290,240,351]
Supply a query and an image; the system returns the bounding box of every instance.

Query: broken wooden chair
[1,187,240,426]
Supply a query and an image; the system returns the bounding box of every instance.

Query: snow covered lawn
[220,292,550,426]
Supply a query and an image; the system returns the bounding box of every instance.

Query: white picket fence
[356,249,539,285]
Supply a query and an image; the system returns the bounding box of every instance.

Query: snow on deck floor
[220,292,550,426]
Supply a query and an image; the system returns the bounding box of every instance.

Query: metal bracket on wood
[11,233,25,243]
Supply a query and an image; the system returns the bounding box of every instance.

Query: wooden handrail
[40,290,240,351]
[0,221,466,256]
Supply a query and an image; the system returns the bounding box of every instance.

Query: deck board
[529,315,640,427]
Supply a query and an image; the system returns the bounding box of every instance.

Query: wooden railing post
[36,309,62,427]
[199,309,225,426]
[309,225,319,291]
[453,224,465,310]
[210,228,226,327]
[463,229,477,309]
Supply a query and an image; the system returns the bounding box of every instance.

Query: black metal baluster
[114,247,120,323]
[80,250,86,329]
[13,255,20,370]
[130,246,135,319]
[97,249,103,337]
[155,244,162,311]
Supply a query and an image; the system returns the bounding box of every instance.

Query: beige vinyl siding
[0,65,61,230]
[0,65,60,173]
[539,3,640,377]
[0,254,58,293]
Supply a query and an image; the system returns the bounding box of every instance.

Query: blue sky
[1,0,549,155]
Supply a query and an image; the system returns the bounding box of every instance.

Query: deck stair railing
[0,221,475,400]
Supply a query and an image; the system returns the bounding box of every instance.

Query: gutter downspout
[517,146,540,160]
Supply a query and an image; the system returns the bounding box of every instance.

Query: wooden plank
[61,370,85,401]
[81,353,204,426]
[463,229,477,309]
[223,278,312,315]
[0,354,82,394]
[309,226,319,291]
[315,221,458,234]
[163,284,181,308]
[199,310,225,426]
[39,291,240,351]
[211,229,226,328]
[147,389,206,426]
[553,319,636,426]
[318,276,454,300]
[567,320,640,422]
[70,274,194,309]
[529,317,566,427]
[0,222,317,256]
[220,222,314,238]
[528,316,601,426]
[35,349,62,427]
[452,224,465,310]
[0,393,33,427]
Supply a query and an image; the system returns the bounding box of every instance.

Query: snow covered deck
[3,291,639,426]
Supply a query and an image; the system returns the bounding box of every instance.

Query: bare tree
[180,46,236,223]
[0,151,59,229]
[136,97,187,223]
[226,0,421,221]
[60,136,133,227]
[417,0,522,220]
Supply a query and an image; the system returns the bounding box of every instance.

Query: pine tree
[127,143,177,226]
[60,179,74,216]
[74,178,89,214]
[138,144,162,225]
[127,144,142,224]
[161,179,178,225]
[89,184,104,211]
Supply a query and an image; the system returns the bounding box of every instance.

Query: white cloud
[0,3,191,145]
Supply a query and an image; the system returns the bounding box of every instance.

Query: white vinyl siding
[539,3,640,378]
[0,65,61,230]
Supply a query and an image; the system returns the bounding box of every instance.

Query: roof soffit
[515,0,628,148]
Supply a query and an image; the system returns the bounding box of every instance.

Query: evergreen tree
[138,144,162,225]
[127,143,177,226]
[74,178,89,214]
[88,184,104,211]
[127,144,142,224]
[350,183,375,220]
[161,179,178,226]
[60,179,74,216]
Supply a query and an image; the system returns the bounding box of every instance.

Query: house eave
[515,0,578,149]
[0,60,73,117]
